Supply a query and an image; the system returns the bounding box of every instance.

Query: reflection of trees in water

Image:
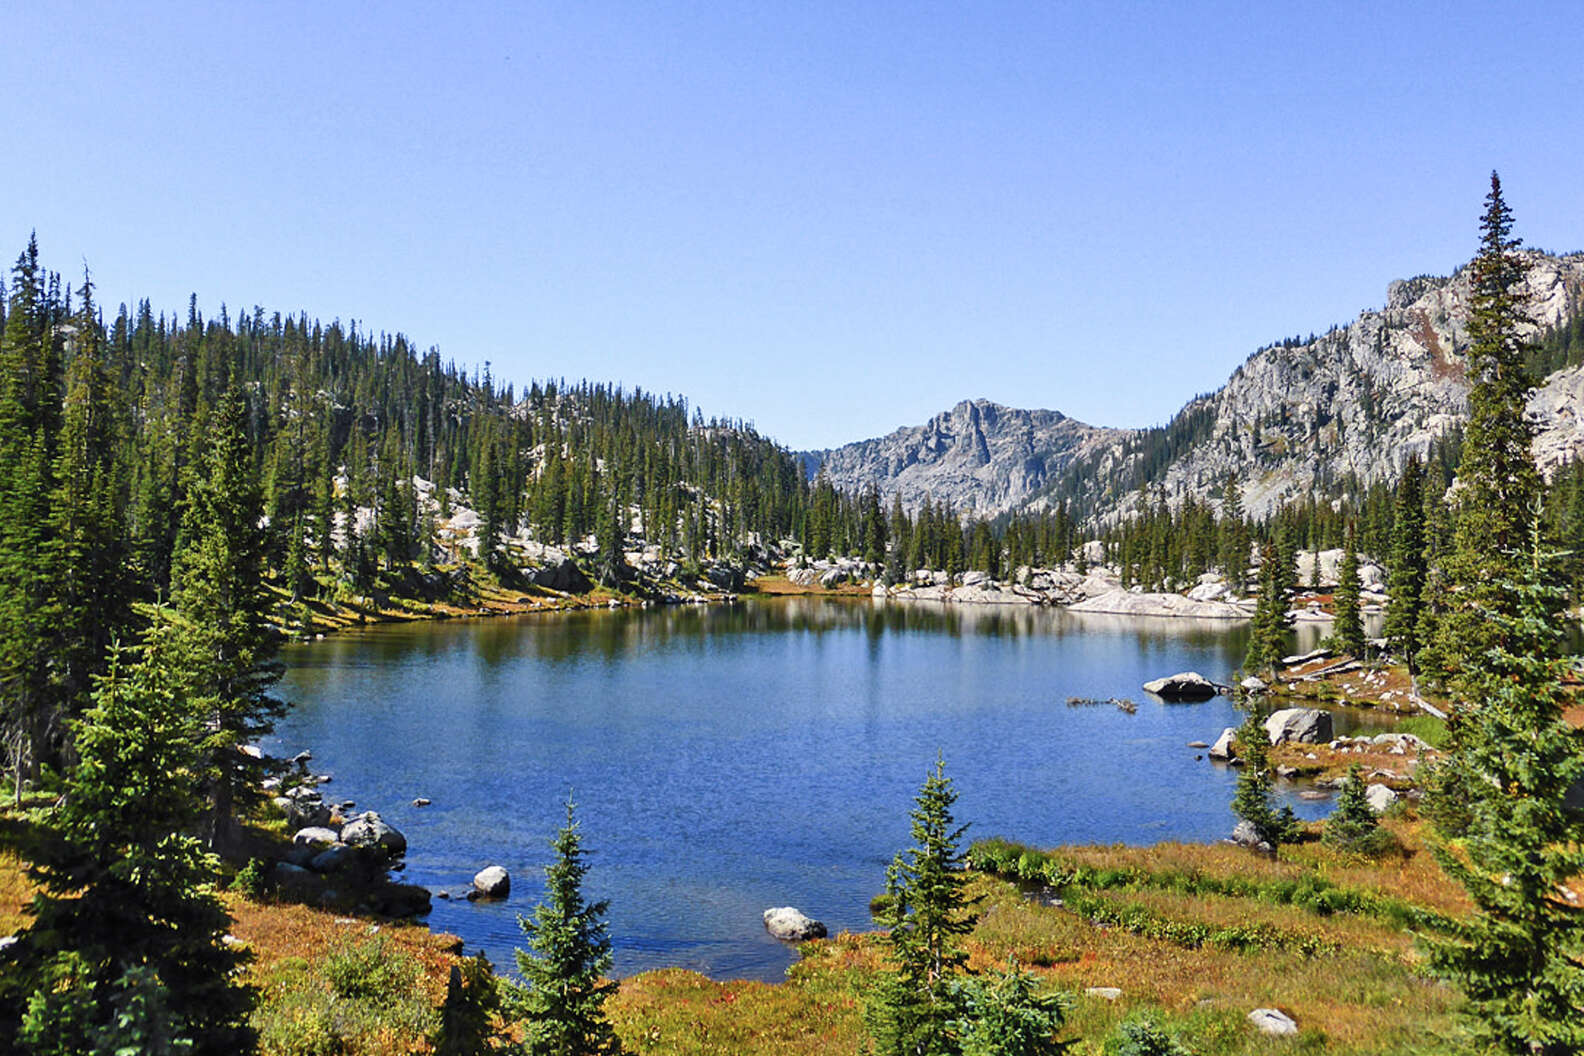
[286,597,1332,672]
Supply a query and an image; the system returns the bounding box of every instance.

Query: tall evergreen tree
[1427,524,1584,1055]
[1243,544,1290,675]
[867,756,979,1056]
[1430,172,1542,691]
[511,796,622,1056]
[1331,525,1365,658]
[164,386,285,848]
[1382,457,1426,670]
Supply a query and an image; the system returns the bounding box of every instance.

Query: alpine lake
[272,597,1387,982]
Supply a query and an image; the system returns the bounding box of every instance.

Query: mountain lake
[272,597,1381,982]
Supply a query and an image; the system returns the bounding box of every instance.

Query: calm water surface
[273,598,1354,981]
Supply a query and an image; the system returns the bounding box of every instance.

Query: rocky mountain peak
[802,398,1125,516]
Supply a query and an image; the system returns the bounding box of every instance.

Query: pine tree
[47,275,134,735]
[511,796,622,1056]
[1382,458,1426,670]
[1229,708,1298,849]
[0,640,254,1053]
[1430,172,1542,691]
[164,385,285,849]
[1331,525,1365,658]
[867,756,979,1056]
[1243,544,1291,675]
[1427,524,1584,1054]
[1322,764,1389,856]
[1217,474,1249,592]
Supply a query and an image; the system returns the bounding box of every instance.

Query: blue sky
[5,3,1583,450]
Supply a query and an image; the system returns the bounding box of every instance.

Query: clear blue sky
[5,3,1583,450]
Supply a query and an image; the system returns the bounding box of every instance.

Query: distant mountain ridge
[799,399,1126,516]
[806,250,1584,524]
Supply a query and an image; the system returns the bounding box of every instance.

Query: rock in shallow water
[1141,671,1221,700]
[472,865,510,899]
[763,906,827,941]
[340,811,406,857]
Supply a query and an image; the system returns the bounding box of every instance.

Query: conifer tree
[47,275,134,732]
[1331,525,1365,658]
[867,756,979,1056]
[1429,172,1542,690]
[0,640,254,1053]
[1322,764,1388,856]
[1243,544,1290,675]
[1382,458,1427,670]
[1427,524,1584,1054]
[1229,708,1298,849]
[511,796,622,1056]
[164,385,285,848]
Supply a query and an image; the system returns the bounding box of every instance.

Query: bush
[230,858,269,899]
[252,937,437,1056]
[1102,1011,1192,1056]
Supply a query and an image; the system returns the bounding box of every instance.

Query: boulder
[1084,987,1123,1001]
[1240,675,1268,693]
[1208,726,1238,760]
[762,906,827,942]
[279,797,331,830]
[473,866,511,899]
[340,812,407,857]
[1186,579,1229,602]
[1264,708,1333,745]
[960,570,991,587]
[1142,671,1221,701]
[819,568,848,589]
[531,558,592,594]
[1248,1008,1298,1036]
[292,826,342,849]
[412,797,432,807]
[1227,820,1272,853]
[1365,784,1400,814]
[310,843,357,873]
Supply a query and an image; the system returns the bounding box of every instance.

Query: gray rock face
[340,812,407,857]
[762,906,828,941]
[801,399,1124,516]
[1207,728,1238,759]
[1249,1008,1299,1036]
[1060,252,1584,525]
[813,254,1584,527]
[1264,708,1334,745]
[472,866,511,899]
[1073,590,1249,619]
[1142,671,1221,700]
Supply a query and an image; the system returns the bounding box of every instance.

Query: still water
[273,598,1352,982]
